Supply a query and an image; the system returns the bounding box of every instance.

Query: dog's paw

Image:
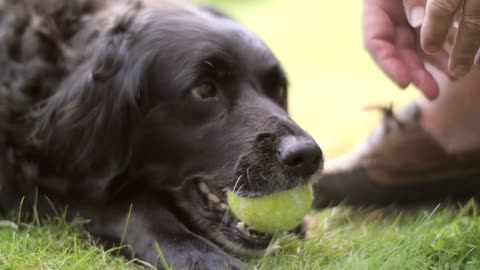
[164,250,245,270]
[148,240,245,270]
[188,251,245,270]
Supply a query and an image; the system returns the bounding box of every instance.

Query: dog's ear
[32,10,150,198]
[200,6,235,20]
[280,87,289,112]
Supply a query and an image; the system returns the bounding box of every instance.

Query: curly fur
[0,1,322,269]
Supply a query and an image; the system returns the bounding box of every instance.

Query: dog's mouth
[173,179,277,256]
[172,170,322,257]
[198,180,274,244]
[172,137,323,256]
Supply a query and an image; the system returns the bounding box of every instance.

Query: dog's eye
[270,85,285,100]
[191,83,218,100]
[277,86,285,99]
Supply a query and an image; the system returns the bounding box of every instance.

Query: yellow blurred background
[196,0,420,159]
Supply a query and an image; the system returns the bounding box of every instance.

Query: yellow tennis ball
[226,185,313,234]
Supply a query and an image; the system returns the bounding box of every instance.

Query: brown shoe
[313,102,480,208]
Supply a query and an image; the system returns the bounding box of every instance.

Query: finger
[396,27,440,98]
[419,22,456,79]
[421,0,463,53]
[403,0,427,28]
[422,48,454,78]
[449,0,480,78]
[413,70,440,99]
[399,48,440,99]
[367,39,411,88]
[443,23,458,51]
[364,4,412,88]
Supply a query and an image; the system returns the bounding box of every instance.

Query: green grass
[0,215,143,270]
[3,204,480,269]
[251,204,480,270]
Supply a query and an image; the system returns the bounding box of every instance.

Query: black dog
[0,0,323,269]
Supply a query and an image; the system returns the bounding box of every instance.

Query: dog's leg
[78,200,245,270]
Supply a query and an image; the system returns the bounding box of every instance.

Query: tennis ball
[226,185,313,234]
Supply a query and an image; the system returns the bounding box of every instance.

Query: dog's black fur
[0,0,323,269]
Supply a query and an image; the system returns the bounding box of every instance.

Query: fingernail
[475,51,480,65]
[452,65,470,78]
[409,6,425,28]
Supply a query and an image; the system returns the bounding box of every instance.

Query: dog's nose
[278,136,323,177]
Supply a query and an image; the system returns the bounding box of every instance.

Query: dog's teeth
[207,193,220,203]
[220,203,228,210]
[270,244,282,252]
[270,239,282,251]
[198,182,210,194]
[236,222,247,232]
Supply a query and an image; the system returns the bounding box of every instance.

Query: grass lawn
[2,0,477,269]
[3,204,480,269]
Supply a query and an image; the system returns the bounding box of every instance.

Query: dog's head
[32,3,323,255]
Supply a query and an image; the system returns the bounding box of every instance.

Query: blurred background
[196,0,420,159]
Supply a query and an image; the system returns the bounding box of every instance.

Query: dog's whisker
[246,167,253,191]
[232,175,242,195]
[234,185,244,197]
[218,207,232,230]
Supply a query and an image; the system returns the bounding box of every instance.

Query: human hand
[418,0,480,79]
[364,0,448,100]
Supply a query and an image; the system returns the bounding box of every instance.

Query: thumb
[403,0,427,28]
